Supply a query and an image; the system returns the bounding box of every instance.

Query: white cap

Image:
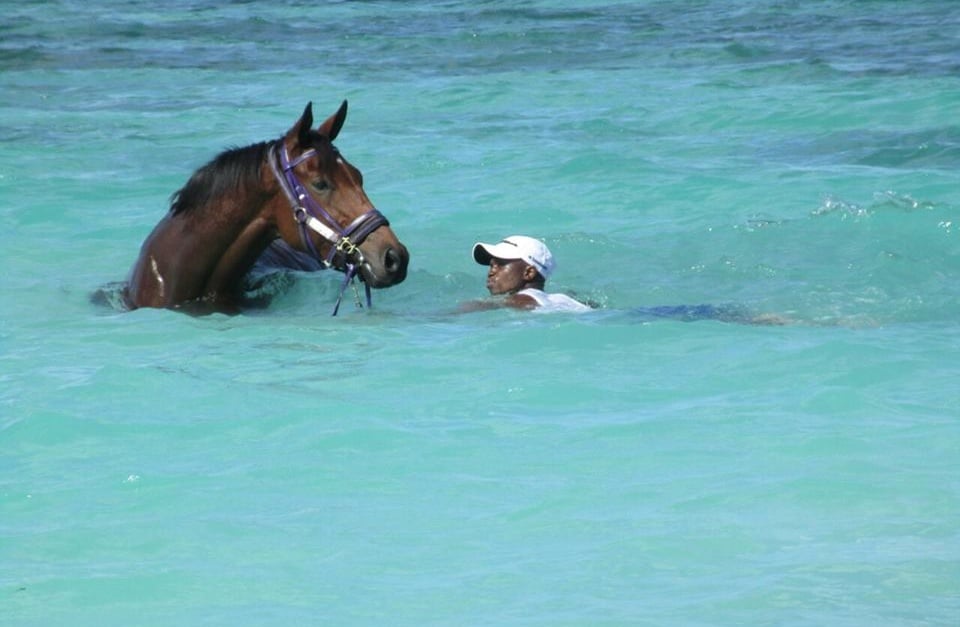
[472,235,556,279]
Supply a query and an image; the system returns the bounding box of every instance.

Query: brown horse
[123,101,408,314]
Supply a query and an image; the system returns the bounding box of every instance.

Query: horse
[122,100,409,314]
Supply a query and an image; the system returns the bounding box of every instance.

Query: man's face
[486,257,529,295]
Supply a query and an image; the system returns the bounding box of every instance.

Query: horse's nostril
[384,248,404,274]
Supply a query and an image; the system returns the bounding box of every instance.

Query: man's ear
[523,265,540,281]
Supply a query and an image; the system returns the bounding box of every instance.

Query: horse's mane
[169,140,275,216]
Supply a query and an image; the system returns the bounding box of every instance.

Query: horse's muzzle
[363,243,409,287]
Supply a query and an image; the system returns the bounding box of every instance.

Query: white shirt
[518,288,593,313]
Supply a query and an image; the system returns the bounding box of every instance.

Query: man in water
[463,234,793,324]
[463,235,593,313]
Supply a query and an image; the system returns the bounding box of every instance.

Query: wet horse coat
[124,101,408,313]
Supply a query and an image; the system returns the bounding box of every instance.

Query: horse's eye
[311,179,330,192]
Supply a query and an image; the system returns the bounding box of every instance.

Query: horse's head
[273,101,408,289]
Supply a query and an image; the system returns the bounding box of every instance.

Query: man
[465,235,593,312]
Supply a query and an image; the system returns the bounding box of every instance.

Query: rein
[269,142,388,315]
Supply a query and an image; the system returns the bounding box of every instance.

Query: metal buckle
[336,237,358,256]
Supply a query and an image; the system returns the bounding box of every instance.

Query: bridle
[269,141,389,315]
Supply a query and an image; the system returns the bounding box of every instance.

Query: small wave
[811,191,937,219]
[810,196,871,219]
[871,190,936,212]
[89,282,130,312]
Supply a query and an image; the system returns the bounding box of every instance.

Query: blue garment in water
[253,239,326,273]
[630,304,750,323]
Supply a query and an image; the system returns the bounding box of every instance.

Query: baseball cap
[472,235,556,279]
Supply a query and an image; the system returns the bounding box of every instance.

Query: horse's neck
[202,212,277,300]
[155,193,278,306]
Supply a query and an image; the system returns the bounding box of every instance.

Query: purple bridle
[270,142,389,315]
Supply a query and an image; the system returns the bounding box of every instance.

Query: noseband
[269,142,389,315]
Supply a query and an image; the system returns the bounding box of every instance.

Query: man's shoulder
[506,292,539,310]
[519,289,592,313]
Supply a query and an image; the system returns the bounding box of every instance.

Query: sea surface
[2,1,958,625]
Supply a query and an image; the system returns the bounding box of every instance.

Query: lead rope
[331,263,371,316]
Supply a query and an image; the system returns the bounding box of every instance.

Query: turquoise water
[2,1,959,624]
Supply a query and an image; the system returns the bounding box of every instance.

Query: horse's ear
[286,102,315,149]
[300,102,314,129]
[318,100,348,141]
